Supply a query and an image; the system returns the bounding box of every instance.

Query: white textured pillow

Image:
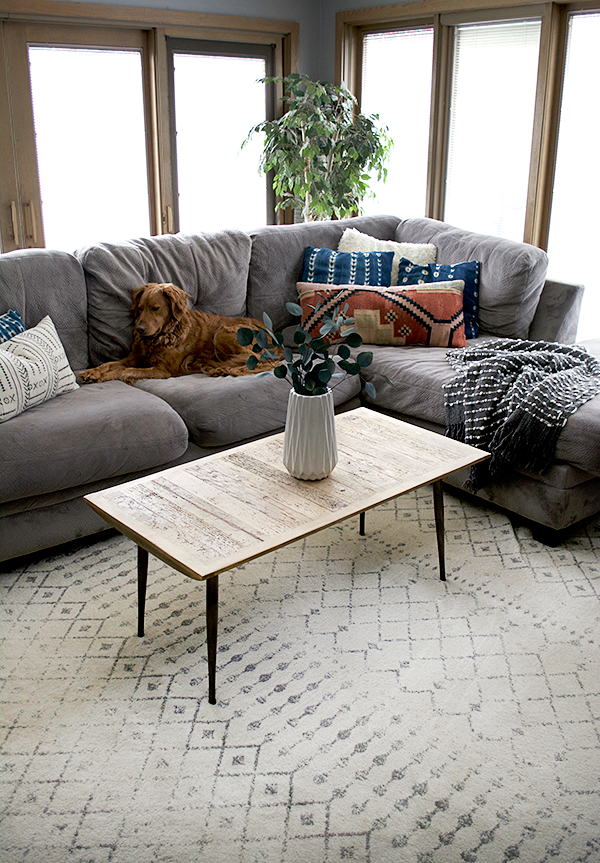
[338,227,437,285]
[0,315,79,423]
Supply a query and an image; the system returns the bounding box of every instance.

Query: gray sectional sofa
[1,214,598,562]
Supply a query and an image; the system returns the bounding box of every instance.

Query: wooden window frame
[337,0,598,249]
[0,0,299,251]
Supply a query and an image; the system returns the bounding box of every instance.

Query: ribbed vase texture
[282,389,338,480]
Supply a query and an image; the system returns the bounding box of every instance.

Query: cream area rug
[1,486,599,863]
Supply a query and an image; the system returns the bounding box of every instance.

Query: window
[360,27,434,218]
[0,8,298,253]
[28,46,151,251]
[339,0,600,338]
[546,12,600,341]
[167,39,275,234]
[444,19,541,240]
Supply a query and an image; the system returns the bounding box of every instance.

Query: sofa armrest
[527,279,584,344]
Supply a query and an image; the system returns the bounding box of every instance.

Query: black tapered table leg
[359,512,366,536]
[433,480,446,581]
[206,575,219,705]
[137,546,148,636]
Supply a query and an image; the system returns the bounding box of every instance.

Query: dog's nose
[136,323,146,334]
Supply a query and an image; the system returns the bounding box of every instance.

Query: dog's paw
[78,368,104,384]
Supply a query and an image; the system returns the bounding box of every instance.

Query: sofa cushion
[135,371,361,448]
[247,215,401,332]
[296,282,466,347]
[394,218,548,339]
[301,247,394,286]
[0,382,189,504]
[0,248,89,370]
[0,309,26,344]
[0,316,79,423]
[396,258,480,339]
[337,227,437,284]
[77,230,252,366]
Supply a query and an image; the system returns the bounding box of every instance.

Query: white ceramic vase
[282,388,338,481]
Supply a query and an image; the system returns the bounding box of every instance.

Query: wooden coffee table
[85,407,488,703]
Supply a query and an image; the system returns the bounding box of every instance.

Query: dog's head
[130,283,190,338]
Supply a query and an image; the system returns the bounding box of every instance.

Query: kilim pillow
[296,282,467,348]
[0,309,26,345]
[396,257,480,339]
[0,315,79,423]
[301,247,394,287]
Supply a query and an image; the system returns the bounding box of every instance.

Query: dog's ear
[161,283,189,322]
[129,285,147,312]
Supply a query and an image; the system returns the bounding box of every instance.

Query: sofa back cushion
[0,248,88,370]
[394,218,548,339]
[247,215,401,332]
[77,230,252,366]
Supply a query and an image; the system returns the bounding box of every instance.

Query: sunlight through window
[547,13,600,341]
[28,47,150,251]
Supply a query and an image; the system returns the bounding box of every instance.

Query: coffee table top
[85,407,487,581]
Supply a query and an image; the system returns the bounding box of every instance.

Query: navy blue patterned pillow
[0,309,26,345]
[302,247,394,287]
[396,258,480,338]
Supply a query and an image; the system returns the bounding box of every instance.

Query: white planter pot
[282,389,338,481]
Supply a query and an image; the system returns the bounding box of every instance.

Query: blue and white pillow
[302,247,394,287]
[396,258,480,339]
[0,309,26,345]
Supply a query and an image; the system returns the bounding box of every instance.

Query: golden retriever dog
[79,282,278,385]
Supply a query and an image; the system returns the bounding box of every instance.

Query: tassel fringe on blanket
[443,338,600,492]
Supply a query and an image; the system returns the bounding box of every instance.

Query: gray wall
[65,0,323,78]
[44,0,416,82]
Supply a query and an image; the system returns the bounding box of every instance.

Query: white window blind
[28,47,150,251]
[547,13,600,341]
[172,53,268,233]
[361,27,434,218]
[444,20,541,240]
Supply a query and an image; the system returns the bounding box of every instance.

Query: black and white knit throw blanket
[444,338,600,491]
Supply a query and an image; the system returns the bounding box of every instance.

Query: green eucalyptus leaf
[344,332,363,348]
[357,351,373,367]
[286,301,303,317]
[255,329,269,349]
[364,380,377,399]
[246,355,258,370]
[262,311,273,331]
[237,327,255,347]
[274,364,288,378]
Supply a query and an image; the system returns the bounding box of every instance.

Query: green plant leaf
[274,364,288,378]
[237,327,255,347]
[286,301,303,317]
[357,351,373,367]
[255,329,269,349]
[364,380,376,399]
[344,332,363,348]
[246,355,258,370]
[262,311,273,331]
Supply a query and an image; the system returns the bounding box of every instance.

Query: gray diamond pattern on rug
[1,486,599,863]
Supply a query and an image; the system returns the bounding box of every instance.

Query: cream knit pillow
[338,227,437,285]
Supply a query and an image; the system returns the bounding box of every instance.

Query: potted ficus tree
[237,296,375,480]
[244,73,392,222]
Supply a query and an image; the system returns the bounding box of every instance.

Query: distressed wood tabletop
[85,407,488,581]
